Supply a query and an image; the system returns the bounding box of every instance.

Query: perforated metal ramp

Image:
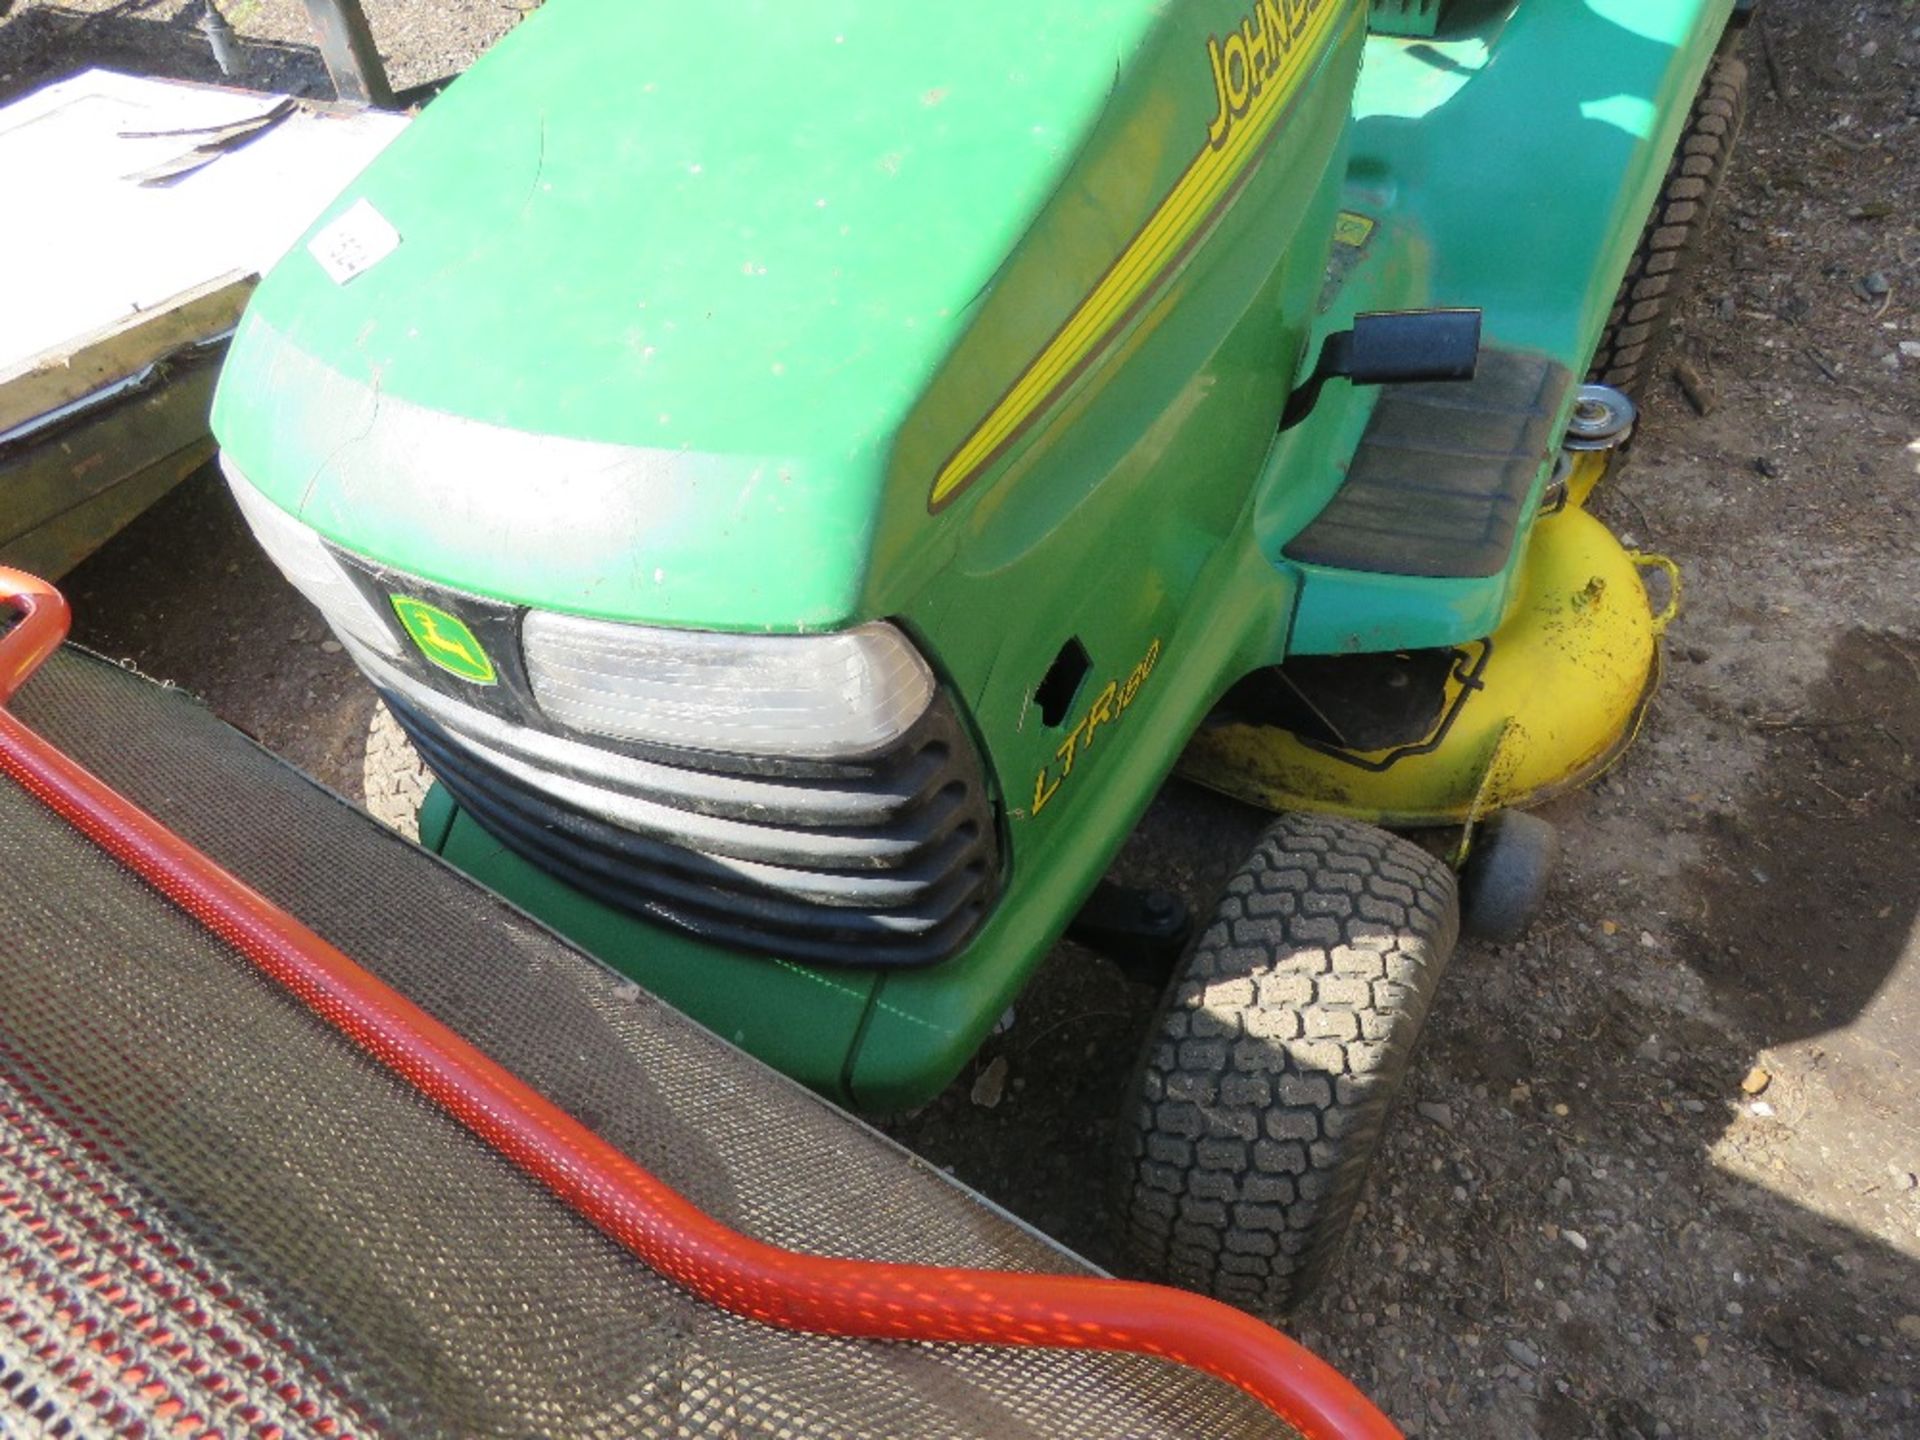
[1285,348,1572,580]
[0,648,1292,1440]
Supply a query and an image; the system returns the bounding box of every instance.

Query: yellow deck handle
[1629,551,1683,635]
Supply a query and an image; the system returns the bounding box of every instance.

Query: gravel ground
[0,0,523,103]
[6,2,1918,1435]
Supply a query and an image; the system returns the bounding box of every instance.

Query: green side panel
[852,539,1308,1111]
[416,780,456,852]
[1291,567,1512,657]
[844,7,1370,1107]
[434,804,875,1102]
[855,0,1742,1097]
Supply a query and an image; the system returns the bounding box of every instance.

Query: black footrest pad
[1284,348,1573,579]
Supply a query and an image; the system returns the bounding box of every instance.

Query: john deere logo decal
[390,596,496,685]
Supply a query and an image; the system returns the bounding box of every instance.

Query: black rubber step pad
[1284,347,1573,580]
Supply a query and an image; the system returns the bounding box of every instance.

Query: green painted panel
[436,805,876,1102]
[217,0,1184,627]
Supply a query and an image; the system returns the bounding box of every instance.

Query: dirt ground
[6,2,1918,1436]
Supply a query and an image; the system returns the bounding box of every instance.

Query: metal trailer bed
[0,572,1389,1439]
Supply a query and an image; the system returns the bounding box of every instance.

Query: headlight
[522,611,936,760]
[221,457,401,659]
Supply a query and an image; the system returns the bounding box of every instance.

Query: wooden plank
[0,360,220,563]
[0,441,213,581]
[0,271,254,437]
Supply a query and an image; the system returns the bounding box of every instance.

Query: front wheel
[1116,813,1459,1316]
[362,699,432,838]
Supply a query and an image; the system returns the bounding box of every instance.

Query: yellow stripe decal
[930,0,1353,510]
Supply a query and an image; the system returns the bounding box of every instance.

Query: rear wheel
[1116,813,1459,1316]
[1589,56,1749,397]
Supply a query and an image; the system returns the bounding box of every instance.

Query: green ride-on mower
[212,0,1753,1315]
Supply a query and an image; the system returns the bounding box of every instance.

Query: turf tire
[1117,813,1460,1316]
[362,699,433,838]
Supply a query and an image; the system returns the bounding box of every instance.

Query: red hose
[0,567,1398,1440]
[0,569,67,704]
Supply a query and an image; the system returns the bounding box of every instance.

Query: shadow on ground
[0,1,330,105]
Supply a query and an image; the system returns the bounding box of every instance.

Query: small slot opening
[1035,639,1092,727]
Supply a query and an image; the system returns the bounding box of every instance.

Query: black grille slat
[408,722,990,912]
[404,717,979,876]
[447,775,990,941]
[452,706,958,827]
[466,825,993,970]
[385,688,1001,969]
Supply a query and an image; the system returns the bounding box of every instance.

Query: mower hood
[214,0,1171,629]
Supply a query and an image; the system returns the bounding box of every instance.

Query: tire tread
[1117,814,1459,1315]
[1588,56,1748,395]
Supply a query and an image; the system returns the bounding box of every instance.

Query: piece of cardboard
[0,68,407,376]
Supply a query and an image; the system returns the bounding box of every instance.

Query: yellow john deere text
[929,0,1352,509]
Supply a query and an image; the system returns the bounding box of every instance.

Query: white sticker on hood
[308,197,400,285]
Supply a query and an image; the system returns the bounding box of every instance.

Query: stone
[1503,1338,1541,1370]
[970,1056,1009,1109]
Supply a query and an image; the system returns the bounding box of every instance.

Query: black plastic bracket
[1282,307,1483,431]
[1065,880,1193,987]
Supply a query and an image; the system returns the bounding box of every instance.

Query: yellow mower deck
[1182,454,1675,828]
